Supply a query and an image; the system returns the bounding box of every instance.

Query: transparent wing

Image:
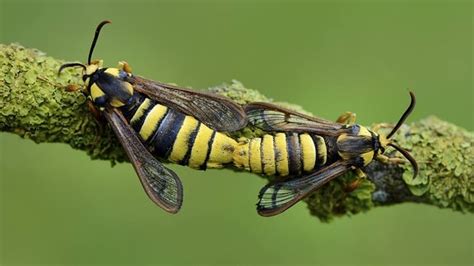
[128,75,247,132]
[245,102,344,136]
[104,107,183,213]
[257,161,351,216]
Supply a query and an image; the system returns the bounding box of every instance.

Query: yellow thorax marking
[359,126,376,164]
[110,98,125,107]
[104,68,120,77]
[90,84,105,101]
[360,151,375,166]
[358,126,371,137]
[378,134,389,148]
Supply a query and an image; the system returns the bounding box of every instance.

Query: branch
[1,43,472,221]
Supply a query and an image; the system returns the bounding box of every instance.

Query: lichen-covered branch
[1,43,472,221]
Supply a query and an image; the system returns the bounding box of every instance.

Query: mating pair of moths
[59,21,418,216]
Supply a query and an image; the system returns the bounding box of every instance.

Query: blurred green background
[1,0,473,265]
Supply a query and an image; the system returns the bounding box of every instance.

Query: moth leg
[65,84,82,92]
[38,76,60,87]
[355,168,367,179]
[336,112,356,124]
[345,168,366,192]
[118,61,133,73]
[87,100,102,122]
[376,154,405,165]
[86,100,106,144]
[371,123,395,133]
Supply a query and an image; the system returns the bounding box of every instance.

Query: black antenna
[58,62,86,76]
[387,91,416,139]
[388,143,418,179]
[88,20,111,64]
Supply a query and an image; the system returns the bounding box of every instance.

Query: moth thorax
[90,68,134,108]
[336,126,375,166]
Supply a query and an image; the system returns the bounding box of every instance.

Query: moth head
[373,91,418,179]
[58,20,111,93]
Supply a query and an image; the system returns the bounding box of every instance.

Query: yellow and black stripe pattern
[336,125,377,167]
[233,133,332,177]
[121,94,237,170]
[88,67,134,108]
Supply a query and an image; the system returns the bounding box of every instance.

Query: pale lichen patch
[395,116,473,213]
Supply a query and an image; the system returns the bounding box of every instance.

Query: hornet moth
[233,92,418,216]
[59,20,247,214]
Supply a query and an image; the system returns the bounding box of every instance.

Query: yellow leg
[336,112,356,124]
[38,76,83,94]
[376,154,405,164]
[371,123,395,133]
[355,168,367,179]
[65,84,82,92]
[86,100,106,145]
[118,61,133,73]
[90,59,103,66]
[345,168,366,192]
[87,100,102,122]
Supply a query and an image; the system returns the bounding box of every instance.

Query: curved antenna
[387,91,416,139]
[88,20,112,64]
[388,143,418,179]
[58,63,86,76]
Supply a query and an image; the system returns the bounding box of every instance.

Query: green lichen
[305,173,376,222]
[210,80,314,140]
[394,116,474,213]
[209,80,270,105]
[0,43,127,163]
[210,80,313,115]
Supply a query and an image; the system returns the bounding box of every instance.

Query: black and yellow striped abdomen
[120,93,236,169]
[233,133,336,177]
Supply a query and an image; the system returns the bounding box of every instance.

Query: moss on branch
[1,43,472,221]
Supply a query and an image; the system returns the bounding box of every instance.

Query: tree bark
[1,43,472,221]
